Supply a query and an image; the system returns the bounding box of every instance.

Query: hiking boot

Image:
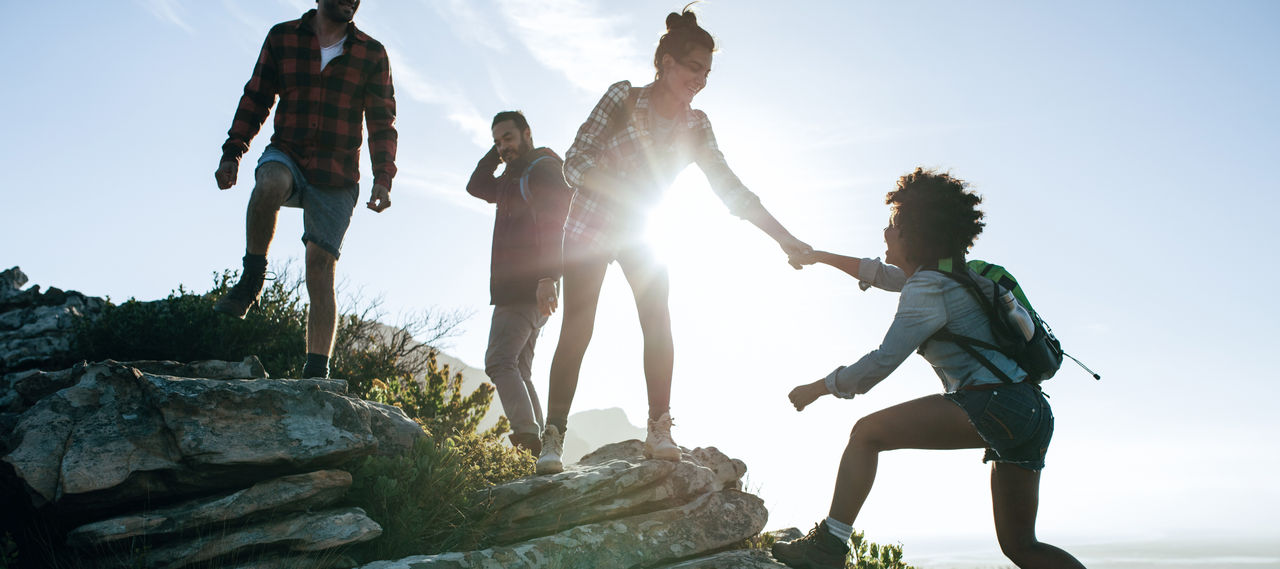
[644,412,681,461]
[535,424,564,474]
[301,356,330,379]
[213,255,267,319]
[509,432,542,455]
[771,521,851,569]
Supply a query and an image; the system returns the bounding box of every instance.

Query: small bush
[74,270,307,378]
[746,528,916,569]
[363,352,508,439]
[344,433,533,560]
[849,530,915,569]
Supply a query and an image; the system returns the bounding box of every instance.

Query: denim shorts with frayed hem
[944,381,1053,471]
[257,145,359,259]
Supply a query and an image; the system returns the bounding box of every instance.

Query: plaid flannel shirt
[563,81,761,252]
[221,10,397,190]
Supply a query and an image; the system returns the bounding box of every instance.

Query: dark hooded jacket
[467,146,572,305]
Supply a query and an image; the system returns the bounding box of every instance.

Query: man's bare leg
[215,162,292,318]
[302,241,338,378]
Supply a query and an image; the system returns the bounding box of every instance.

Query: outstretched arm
[691,110,811,267]
[793,252,908,292]
[792,250,862,279]
[739,203,811,268]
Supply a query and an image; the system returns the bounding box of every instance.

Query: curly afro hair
[886,168,986,265]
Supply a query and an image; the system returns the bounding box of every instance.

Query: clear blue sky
[3,0,1278,559]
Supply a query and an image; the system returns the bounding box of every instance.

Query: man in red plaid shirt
[212,0,397,380]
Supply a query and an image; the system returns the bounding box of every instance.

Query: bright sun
[643,169,742,269]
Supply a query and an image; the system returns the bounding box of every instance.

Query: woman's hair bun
[666,9,698,32]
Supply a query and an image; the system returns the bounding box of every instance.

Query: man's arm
[466,146,502,204]
[217,33,280,189]
[364,44,397,212]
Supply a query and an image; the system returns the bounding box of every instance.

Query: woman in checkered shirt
[535,6,811,475]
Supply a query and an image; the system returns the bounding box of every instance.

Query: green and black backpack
[923,258,1099,384]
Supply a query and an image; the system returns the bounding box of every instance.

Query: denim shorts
[256,145,359,259]
[943,381,1053,471]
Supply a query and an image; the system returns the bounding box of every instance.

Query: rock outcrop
[1,358,420,568]
[360,440,785,569]
[4,360,421,514]
[0,266,105,375]
[0,267,797,569]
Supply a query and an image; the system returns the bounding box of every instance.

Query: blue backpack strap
[519,155,554,221]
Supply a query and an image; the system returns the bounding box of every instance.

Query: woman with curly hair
[534,5,811,474]
[773,169,1085,569]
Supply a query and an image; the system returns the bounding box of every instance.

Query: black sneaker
[772,521,851,569]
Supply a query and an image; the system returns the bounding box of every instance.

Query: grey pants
[484,304,548,436]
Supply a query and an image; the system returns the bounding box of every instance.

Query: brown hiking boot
[772,521,851,569]
[213,256,267,319]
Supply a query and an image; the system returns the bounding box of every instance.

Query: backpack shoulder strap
[602,86,640,142]
[922,258,1018,384]
[518,155,558,215]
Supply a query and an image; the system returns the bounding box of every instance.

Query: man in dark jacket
[467,111,572,453]
[212,0,396,380]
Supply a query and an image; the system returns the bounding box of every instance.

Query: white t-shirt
[320,35,347,71]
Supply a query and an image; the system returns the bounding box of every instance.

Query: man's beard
[319,0,359,23]
[502,141,533,164]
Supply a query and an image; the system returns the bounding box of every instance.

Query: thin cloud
[388,50,493,147]
[435,0,509,52]
[495,0,650,92]
[393,170,491,215]
[275,0,311,13]
[137,0,194,33]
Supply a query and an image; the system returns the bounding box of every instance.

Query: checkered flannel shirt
[562,81,761,252]
[220,10,397,190]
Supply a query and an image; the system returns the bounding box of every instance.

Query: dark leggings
[545,242,672,430]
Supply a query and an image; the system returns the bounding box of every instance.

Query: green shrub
[745,528,916,569]
[849,530,915,569]
[344,433,533,560]
[74,270,307,378]
[363,353,508,439]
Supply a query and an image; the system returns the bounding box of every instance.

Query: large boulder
[2,361,423,513]
[480,440,747,545]
[657,549,791,569]
[360,441,769,569]
[120,506,380,569]
[66,470,354,548]
[360,490,765,569]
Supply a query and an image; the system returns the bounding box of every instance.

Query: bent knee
[485,353,519,376]
[999,541,1036,565]
[252,162,293,204]
[848,417,890,451]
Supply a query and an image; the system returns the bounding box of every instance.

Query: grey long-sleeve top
[824,258,1028,398]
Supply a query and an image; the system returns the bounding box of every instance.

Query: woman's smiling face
[661,46,712,106]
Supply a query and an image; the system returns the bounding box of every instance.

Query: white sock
[824,516,853,542]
